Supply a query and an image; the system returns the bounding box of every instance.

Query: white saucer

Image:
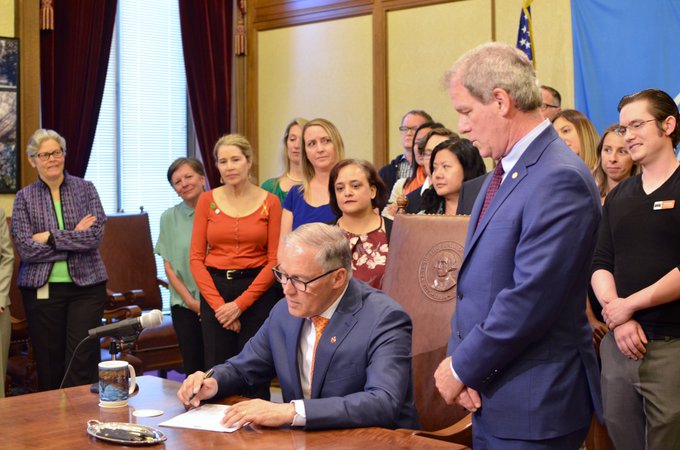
[133,409,164,418]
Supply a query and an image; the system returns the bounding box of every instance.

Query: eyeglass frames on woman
[31,149,65,161]
[272,264,342,292]
[615,119,657,137]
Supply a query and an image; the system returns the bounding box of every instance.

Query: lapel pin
[512,172,518,179]
[330,336,337,344]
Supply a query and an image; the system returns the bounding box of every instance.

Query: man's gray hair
[284,223,352,275]
[26,129,66,157]
[444,42,542,112]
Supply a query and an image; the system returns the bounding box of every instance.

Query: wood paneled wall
[239,0,466,180]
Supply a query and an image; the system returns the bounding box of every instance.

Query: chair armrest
[396,413,472,447]
[10,315,30,340]
[123,289,145,305]
[103,305,142,323]
[107,291,129,308]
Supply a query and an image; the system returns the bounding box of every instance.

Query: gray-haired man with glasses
[378,109,433,194]
[178,223,419,431]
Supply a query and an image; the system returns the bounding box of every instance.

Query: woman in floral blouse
[328,159,389,289]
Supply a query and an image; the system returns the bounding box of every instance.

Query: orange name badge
[653,200,676,211]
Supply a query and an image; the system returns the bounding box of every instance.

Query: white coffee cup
[98,360,136,407]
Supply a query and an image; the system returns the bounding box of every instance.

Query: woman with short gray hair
[11,128,107,390]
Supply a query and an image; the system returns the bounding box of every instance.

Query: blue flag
[572,0,680,147]
[516,0,535,66]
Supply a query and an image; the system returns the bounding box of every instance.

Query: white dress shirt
[291,283,347,426]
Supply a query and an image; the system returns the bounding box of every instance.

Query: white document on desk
[159,404,238,433]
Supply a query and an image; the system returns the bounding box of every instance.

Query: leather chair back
[382,213,470,431]
[100,213,162,310]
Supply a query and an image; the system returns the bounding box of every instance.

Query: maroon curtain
[178,0,233,188]
[40,0,117,177]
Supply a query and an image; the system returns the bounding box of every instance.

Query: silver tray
[87,420,167,445]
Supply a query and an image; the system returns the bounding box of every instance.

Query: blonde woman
[261,118,307,204]
[190,134,282,397]
[553,109,599,169]
[279,118,344,244]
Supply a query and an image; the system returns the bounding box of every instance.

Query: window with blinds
[86,0,188,312]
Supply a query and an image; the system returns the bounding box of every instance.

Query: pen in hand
[189,368,214,403]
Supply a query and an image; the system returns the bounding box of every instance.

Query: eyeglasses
[399,126,418,133]
[31,149,65,161]
[615,119,656,137]
[540,103,559,110]
[272,264,342,292]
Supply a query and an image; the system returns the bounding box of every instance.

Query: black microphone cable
[59,334,95,390]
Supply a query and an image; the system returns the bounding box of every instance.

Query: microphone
[88,309,163,338]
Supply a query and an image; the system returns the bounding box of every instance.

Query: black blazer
[405,187,425,214]
[456,173,489,215]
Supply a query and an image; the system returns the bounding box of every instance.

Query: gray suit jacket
[0,208,14,309]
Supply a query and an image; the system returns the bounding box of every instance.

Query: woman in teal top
[155,157,206,375]
[260,118,307,203]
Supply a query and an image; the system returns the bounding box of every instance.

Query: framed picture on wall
[0,36,19,193]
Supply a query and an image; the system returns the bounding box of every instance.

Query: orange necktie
[309,316,329,391]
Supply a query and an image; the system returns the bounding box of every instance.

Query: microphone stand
[60,332,141,391]
[107,333,140,360]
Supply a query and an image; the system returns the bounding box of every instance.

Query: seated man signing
[177,223,419,430]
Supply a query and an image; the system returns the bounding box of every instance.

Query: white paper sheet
[159,404,239,433]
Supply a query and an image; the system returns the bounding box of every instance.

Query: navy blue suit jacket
[212,278,420,430]
[449,125,603,440]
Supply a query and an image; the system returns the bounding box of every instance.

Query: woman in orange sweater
[190,134,281,397]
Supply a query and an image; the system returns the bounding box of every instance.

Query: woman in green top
[260,118,307,203]
[11,129,107,390]
[155,157,206,375]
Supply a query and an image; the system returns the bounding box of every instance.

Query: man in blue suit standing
[434,42,602,449]
[178,223,419,431]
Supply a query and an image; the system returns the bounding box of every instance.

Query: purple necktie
[477,161,504,226]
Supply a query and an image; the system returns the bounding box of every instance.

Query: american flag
[516,0,535,67]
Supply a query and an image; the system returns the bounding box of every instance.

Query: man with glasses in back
[592,88,680,450]
[539,85,562,122]
[177,223,419,431]
[379,109,433,194]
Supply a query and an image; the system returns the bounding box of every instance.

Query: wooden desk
[1,376,467,449]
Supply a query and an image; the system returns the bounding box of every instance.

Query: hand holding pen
[178,368,216,408]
